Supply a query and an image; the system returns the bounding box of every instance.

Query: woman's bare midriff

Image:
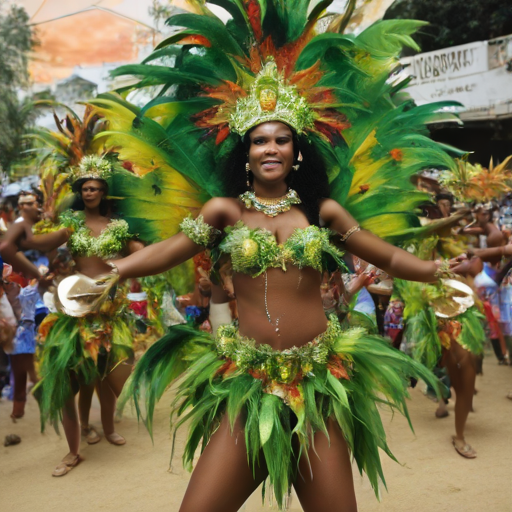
[234,265,328,350]
[74,255,114,279]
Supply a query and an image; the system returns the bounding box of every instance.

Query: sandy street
[1,353,511,512]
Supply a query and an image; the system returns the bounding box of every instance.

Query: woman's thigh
[179,414,268,512]
[104,360,133,397]
[293,417,357,512]
[442,343,475,385]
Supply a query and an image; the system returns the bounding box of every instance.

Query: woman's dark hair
[223,124,330,226]
[71,178,111,216]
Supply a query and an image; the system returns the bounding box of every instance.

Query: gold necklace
[239,188,301,217]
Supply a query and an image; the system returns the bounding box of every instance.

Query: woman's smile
[261,158,282,171]
[248,122,295,190]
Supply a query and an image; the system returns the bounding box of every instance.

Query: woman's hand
[351,269,377,292]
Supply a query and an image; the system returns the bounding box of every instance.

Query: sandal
[52,454,82,477]
[81,426,101,445]
[10,401,25,422]
[452,436,477,459]
[106,433,126,446]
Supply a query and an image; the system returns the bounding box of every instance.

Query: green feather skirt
[121,315,438,509]
[36,300,134,432]
[396,280,485,370]
[412,306,485,368]
[408,306,485,370]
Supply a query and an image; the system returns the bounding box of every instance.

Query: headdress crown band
[230,60,313,137]
[71,155,112,184]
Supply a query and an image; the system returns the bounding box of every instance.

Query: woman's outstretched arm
[21,228,70,252]
[112,198,241,280]
[114,232,202,279]
[320,199,439,282]
[469,244,511,261]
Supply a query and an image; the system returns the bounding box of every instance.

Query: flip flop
[106,433,126,446]
[452,437,477,459]
[52,455,82,477]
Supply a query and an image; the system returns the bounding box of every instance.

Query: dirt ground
[1,352,511,512]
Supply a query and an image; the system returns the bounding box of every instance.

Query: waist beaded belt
[214,316,349,384]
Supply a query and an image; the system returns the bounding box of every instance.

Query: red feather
[178,35,211,47]
[244,0,262,42]
[215,125,230,145]
[307,88,337,105]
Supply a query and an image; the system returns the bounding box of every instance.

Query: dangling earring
[292,151,303,171]
[245,162,251,188]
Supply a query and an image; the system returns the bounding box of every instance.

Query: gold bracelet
[340,225,361,243]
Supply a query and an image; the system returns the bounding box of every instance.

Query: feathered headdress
[70,155,113,185]
[88,0,462,247]
[439,155,512,203]
[26,102,107,232]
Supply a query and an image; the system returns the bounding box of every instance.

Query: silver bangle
[340,225,361,243]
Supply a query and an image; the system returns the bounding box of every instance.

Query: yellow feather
[361,213,412,238]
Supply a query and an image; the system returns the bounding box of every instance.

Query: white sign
[408,41,488,81]
[401,36,512,121]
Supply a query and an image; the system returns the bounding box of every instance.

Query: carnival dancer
[395,200,485,458]
[2,194,43,422]
[1,155,143,475]
[67,3,472,509]
[103,118,449,511]
[37,156,145,475]
[395,158,512,458]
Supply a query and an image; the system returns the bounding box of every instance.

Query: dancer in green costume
[75,1,469,510]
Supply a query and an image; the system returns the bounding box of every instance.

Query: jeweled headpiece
[96,1,465,256]
[230,60,314,136]
[70,155,112,184]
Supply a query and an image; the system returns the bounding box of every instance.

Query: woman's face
[247,122,294,187]
[81,180,105,210]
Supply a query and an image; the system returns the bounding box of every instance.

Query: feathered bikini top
[60,211,132,259]
[180,216,345,276]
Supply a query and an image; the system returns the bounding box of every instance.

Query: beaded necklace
[239,189,301,217]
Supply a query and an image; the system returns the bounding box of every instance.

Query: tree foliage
[384,0,512,53]
[148,0,174,31]
[0,2,38,174]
